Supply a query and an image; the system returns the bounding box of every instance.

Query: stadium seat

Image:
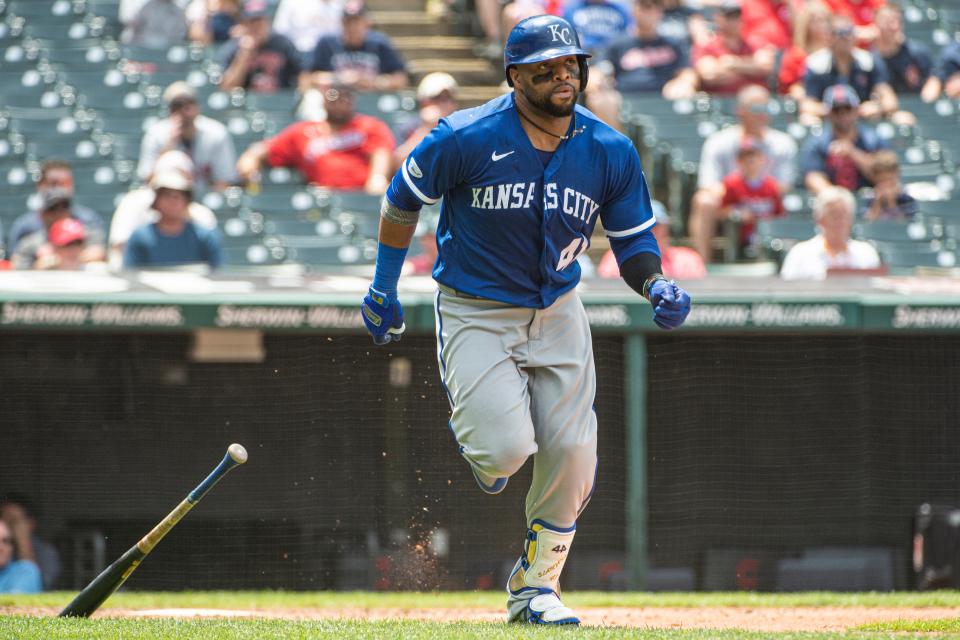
[854,220,932,243]
[757,217,816,261]
[0,163,34,195]
[875,241,957,270]
[221,242,288,267]
[286,243,374,269]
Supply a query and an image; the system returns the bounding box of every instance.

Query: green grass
[0,617,949,640]
[5,591,960,639]
[5,590,960,610]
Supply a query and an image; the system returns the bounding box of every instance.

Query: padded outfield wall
[2,272,960,592]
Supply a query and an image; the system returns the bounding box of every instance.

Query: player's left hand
[361,286,405,345]
[648,279,691,330]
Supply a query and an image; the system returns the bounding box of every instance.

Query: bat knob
[228,443,248,464]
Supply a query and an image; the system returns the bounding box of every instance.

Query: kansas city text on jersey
[470,182,600,223]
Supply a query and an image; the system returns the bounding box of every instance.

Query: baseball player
[361,15,691,625]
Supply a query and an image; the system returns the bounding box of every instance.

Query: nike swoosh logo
[491,150,515,161]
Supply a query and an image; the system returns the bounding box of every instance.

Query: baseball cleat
[506,520,578,624]
[517,591,580,625]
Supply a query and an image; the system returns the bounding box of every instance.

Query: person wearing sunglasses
[799,84,889,195]
[801,15,897,123]
[0,519,41,593]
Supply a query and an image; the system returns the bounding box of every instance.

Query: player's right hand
[361,286,405,345]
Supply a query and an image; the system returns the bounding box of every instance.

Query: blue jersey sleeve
[600,146,660,265]
[386,119,462,211]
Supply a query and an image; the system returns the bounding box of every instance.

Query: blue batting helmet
[503,15,591,91]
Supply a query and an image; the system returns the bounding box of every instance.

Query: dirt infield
[5,605,959,631]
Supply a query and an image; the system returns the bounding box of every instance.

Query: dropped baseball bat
[59,444,249,618]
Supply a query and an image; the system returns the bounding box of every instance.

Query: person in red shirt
[720,138,784,250]
[692,0,774,95]
[598,200,706,280]
[778,1,832,96]
[236,84,395,193]
[741,0,796,51]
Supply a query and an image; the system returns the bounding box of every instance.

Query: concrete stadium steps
[391,36,478,60]
[368,10,450,37]
[408,58,500,85]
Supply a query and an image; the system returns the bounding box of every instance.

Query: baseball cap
[241,0,270,19]
[153,150,195,176]
[151,170,193,193]
[162,81,196,107]
[39,188,71,212]
[417,72,459,101]
[48,218,85,247]
[824,84,861,110]
[342,0,366,18]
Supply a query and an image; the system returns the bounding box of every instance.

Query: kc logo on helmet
[548,24,572,45]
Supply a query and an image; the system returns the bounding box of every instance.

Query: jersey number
[556,237,588,271]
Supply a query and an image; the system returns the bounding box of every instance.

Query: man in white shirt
[780,186,881,280]
[273,0,344,55]
[138,82,238,194]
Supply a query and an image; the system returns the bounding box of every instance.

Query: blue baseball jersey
[386,92,659,309]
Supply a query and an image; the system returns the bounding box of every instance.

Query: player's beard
[521,82,578,118]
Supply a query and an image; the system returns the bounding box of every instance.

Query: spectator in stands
[111,151,218,269]
[659,0,710,48]
[800,84,888,195]
[119,0,190,49]
[779,1,832,97]
[800,15,898,123]
[273,0,344,56]
[926,43,960,101]
[138,82,238,194]
[394,73,459,171]
[473,0,505,60]
[599,199,705,279]
[872,4,937,102]
[780,185,880,280]
[501,0,566,40]
[691,0,774,96]
[741,0,795,51]
[861,150,916,221]
[688,85,797,260]
[237,84,395,193]
[120,0,189,48]
[0,519,40,593]
[8,159,106,259]
[594,0,698,98]
[564,0,634,54]
[186,0,240,45]
[31,219,90,271]
[304,0,408,92]
[719,137,785,253]
[219,0,302,93]
[822,0,881,46]
[11,189,106,270]
[123,171,222,269]
[0,495,60,590]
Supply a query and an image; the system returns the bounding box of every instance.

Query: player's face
[514,55,581,118]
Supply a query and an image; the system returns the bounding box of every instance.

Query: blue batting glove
[361,286,405,345]
[649,279,691,330]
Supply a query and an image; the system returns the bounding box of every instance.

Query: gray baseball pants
[434,287,598,528]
